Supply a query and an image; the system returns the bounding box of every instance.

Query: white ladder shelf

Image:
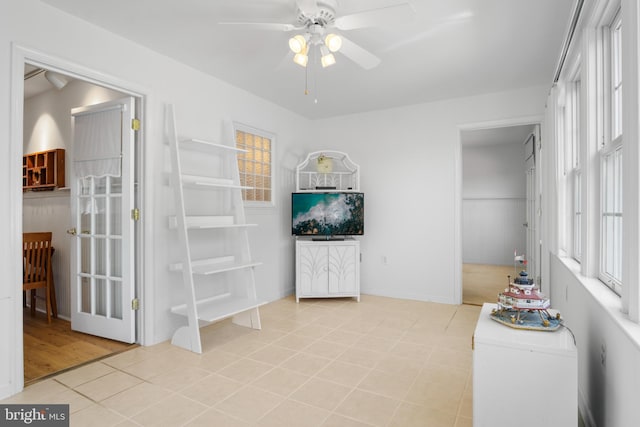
[166,105,263,353]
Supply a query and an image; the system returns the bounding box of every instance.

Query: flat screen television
[292,192,364,237]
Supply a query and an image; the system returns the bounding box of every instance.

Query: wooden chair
[23,232,55,323]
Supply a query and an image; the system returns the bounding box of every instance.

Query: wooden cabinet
[295,239,360,302]
[23,149,65,191]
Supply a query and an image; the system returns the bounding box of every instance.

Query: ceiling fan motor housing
[296,0,337,27]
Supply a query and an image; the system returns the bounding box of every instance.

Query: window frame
[598,7,623,293]
[557,69,582,261]
[233,122,276,208]
[567,79,582,262]
[599,143,623,292]
[573,169,582,262]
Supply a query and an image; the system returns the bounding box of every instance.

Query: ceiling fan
[220,0,415,70]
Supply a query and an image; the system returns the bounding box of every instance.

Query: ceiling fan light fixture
[293,52,309,67]
[321,54,336,67]
[324,33,342,52]
[320,46,336,68]
[288,34,308,54]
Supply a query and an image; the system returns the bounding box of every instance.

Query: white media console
[294,151,361,303]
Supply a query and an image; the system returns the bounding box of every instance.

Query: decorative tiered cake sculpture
[490,254,562,331]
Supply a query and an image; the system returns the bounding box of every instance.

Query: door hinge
[131,208,140,221]
[131,118,141,131]
[132,298,139,311]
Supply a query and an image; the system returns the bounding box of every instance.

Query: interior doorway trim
[8,44,149,397]
[454,115,543,305]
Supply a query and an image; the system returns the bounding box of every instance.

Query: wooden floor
[23,308,136,384]
[462,263,517,306]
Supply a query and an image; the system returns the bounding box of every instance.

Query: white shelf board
[170,257,262,275]
[181,174,252,190]
[169,216,258,229]
[171,295,266,323]
[180,138,247,153]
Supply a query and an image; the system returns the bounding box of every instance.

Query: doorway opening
[22,62,141,383]
[459,123,540,306]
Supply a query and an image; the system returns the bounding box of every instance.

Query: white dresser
[473,303,577,427]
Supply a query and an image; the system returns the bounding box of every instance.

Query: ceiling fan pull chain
[304,62,309,95]
[314,64,319,104]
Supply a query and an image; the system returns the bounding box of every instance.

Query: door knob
[66,228,77,235]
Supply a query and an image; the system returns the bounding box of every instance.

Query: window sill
[558,255,640,352]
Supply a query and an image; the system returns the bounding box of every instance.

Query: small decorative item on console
[316,154,333,173]
[490,252,562,331]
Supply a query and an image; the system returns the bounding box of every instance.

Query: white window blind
[73,106,123,178]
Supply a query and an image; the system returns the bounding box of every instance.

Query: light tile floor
[2,295,480,427]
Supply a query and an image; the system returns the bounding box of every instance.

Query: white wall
[23,80,126,319]
[462,143,526,265]
[311,87,547,303]
[462,143,526,199]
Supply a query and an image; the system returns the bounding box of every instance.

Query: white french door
[69,97,136,343]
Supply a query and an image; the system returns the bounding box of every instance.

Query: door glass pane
[80,177,92,196]
[95,278,107,317]
[95,238,107,276]
[94,176,107,195]
[110,196,122,236]
[95,197,107,235]
[110,280,123,320]
[111,176,122,194]
[80,276,92,314]
[80,237,91,274]
[81,210,91,235]
[111,239,122,277]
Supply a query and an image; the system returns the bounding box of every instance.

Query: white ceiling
[24,64,62,99]
[39,0,575,120]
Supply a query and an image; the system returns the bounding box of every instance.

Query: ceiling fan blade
[339,36,381,70]
[382,11,474,52]
[218,22,299,31]
[296,0,319,16]
[334,2,415,31]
